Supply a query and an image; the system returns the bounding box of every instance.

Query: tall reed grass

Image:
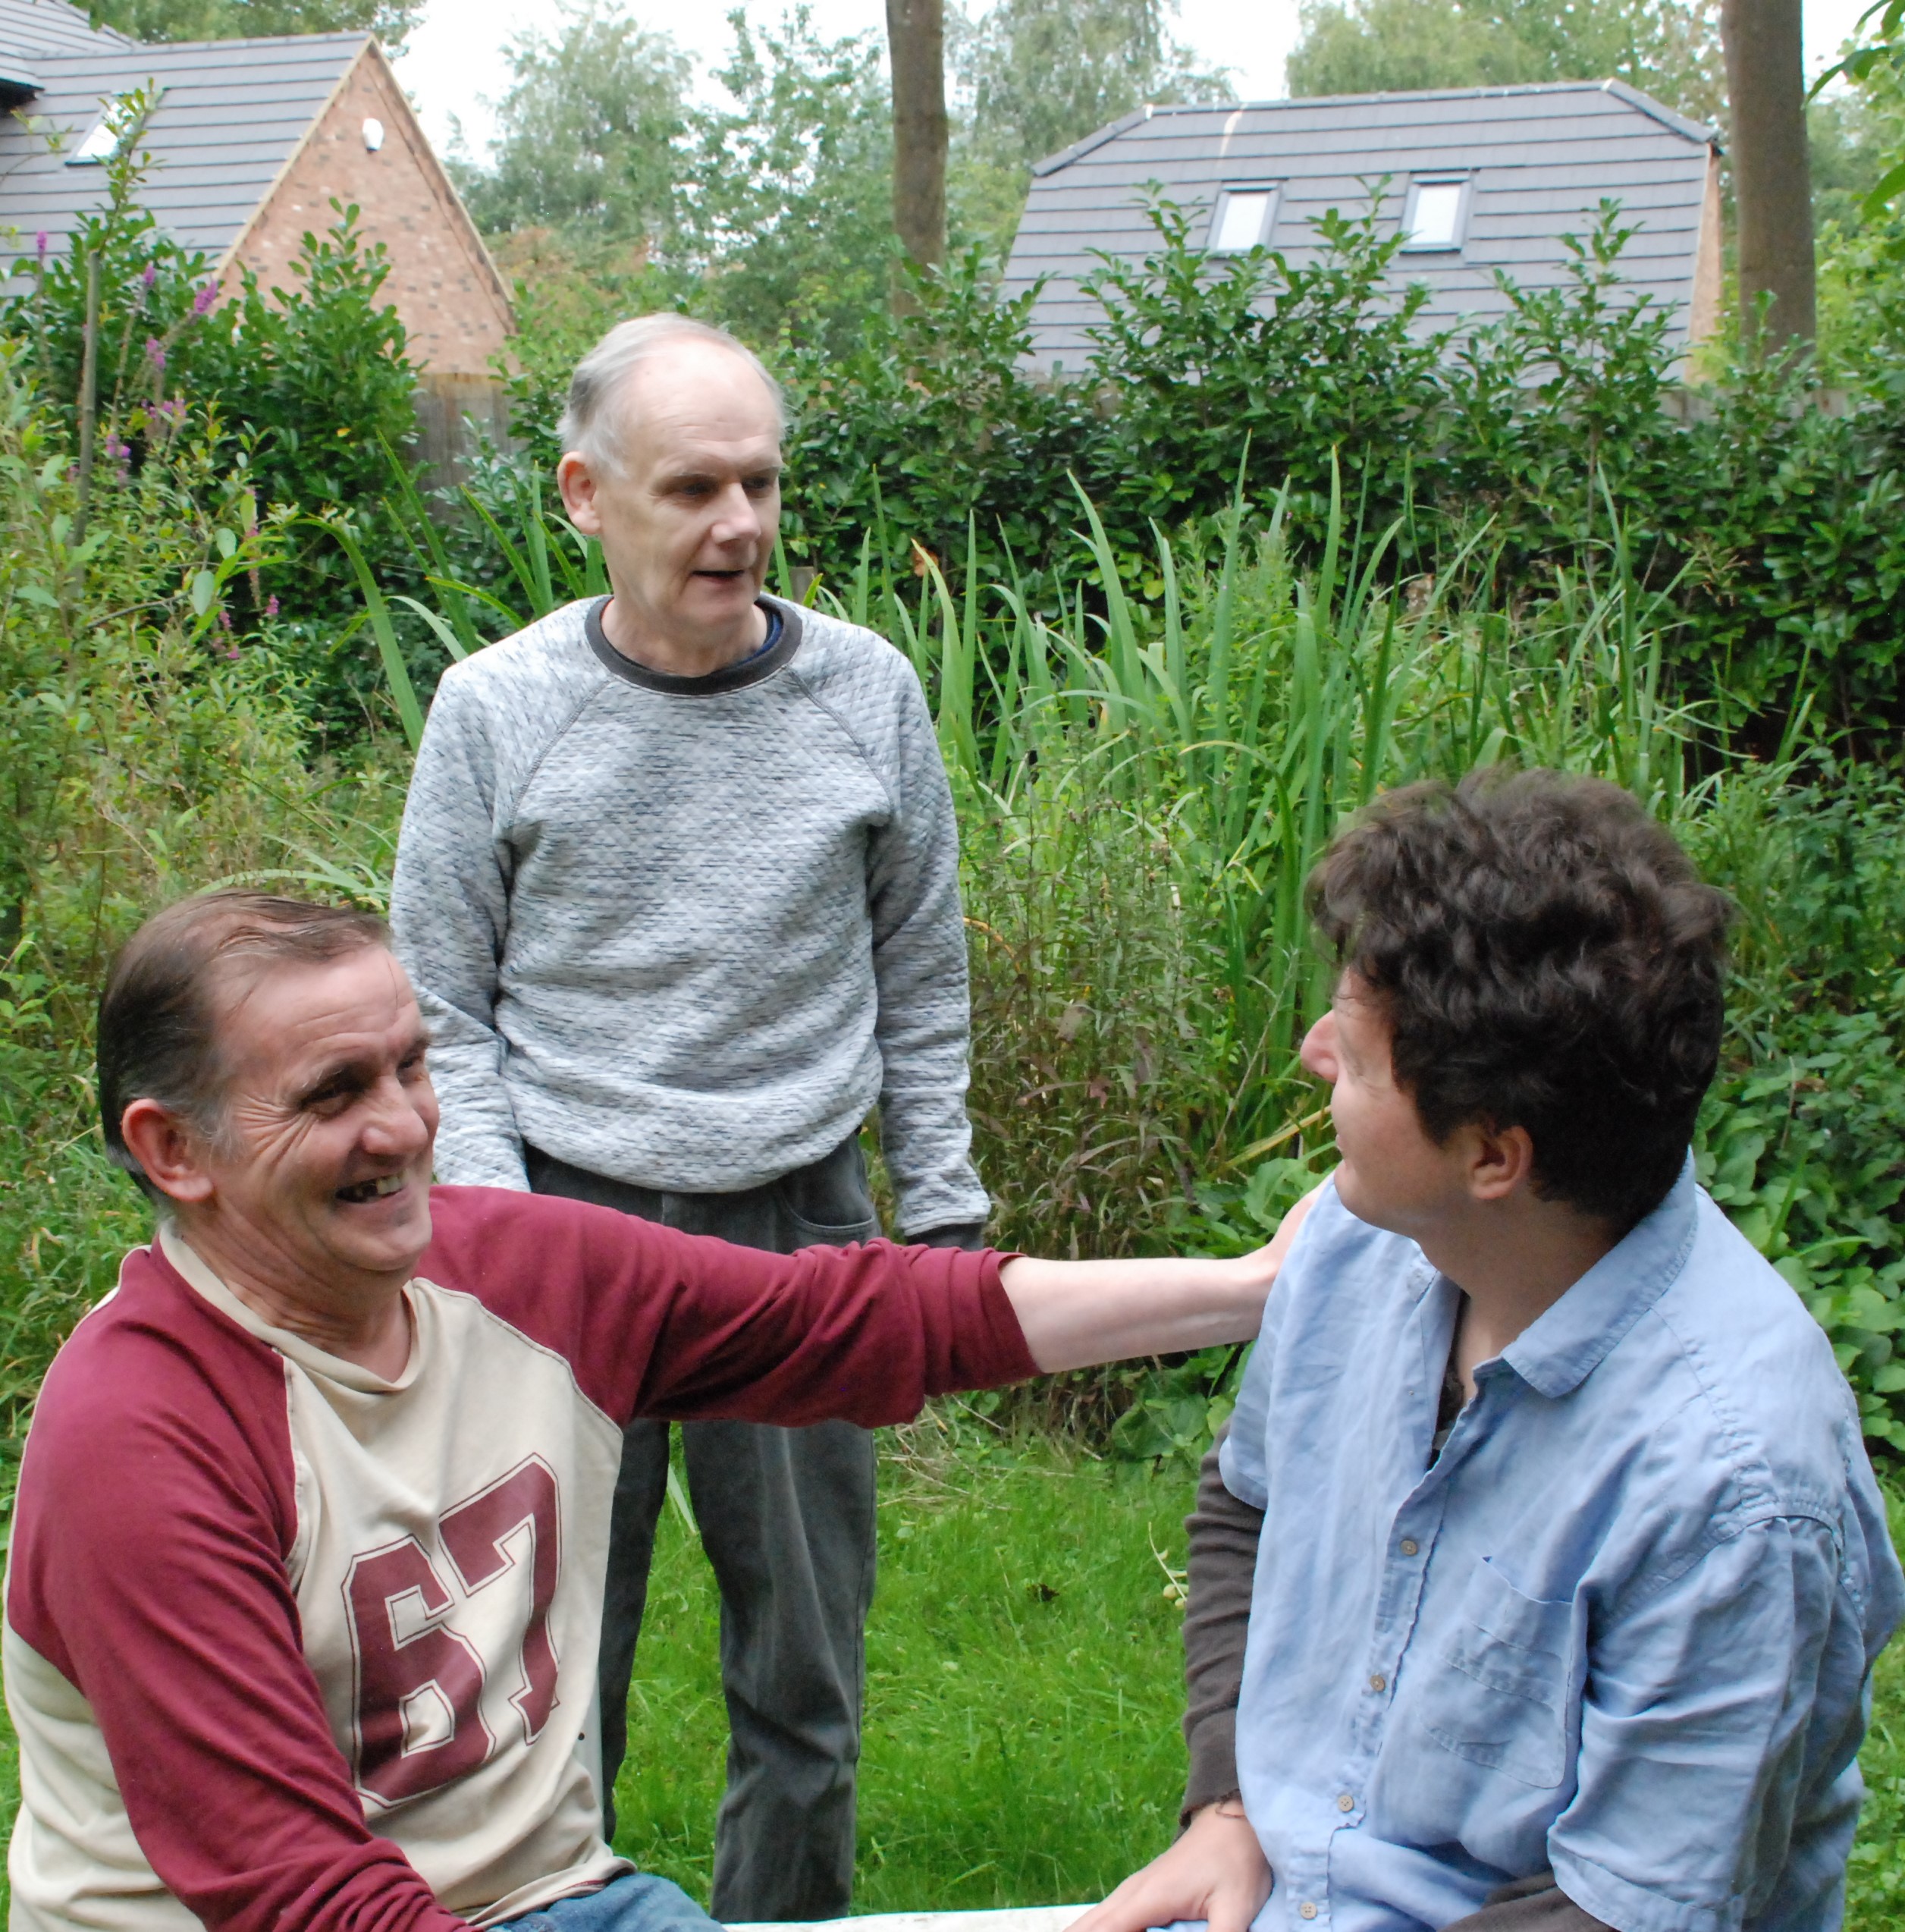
[821,470,1703,1258]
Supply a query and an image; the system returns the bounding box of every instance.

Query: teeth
[341,1173,406,1202]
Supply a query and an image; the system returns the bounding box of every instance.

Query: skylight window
[68,112,121,165]
[1403,179,1470,250]
[66,89,162,166]
[1210,187,1278,254]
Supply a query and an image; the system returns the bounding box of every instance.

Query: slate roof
[1003,80,1719,372]
[0,8,363,272]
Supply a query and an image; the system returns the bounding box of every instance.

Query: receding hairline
[559,316,784,473]
[600,339,784,454]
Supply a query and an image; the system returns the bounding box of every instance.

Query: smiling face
[557,341,783,671]
[172,946,439,1312]
[1299,975,1474,1239]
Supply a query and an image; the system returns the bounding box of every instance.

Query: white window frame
[1207,184,1281,256]
[1401,177,1472,251]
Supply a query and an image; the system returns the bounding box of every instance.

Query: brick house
[0,0,513,470]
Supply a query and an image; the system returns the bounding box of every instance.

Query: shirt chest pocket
[1416,1558,1576,1789]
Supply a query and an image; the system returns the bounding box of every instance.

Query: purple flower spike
[145,335,165,375]
[142,262,157,288]
[265,595,280,618]
[192,281,217,316]
[36,231,48,259]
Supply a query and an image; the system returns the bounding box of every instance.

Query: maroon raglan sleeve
[7,1255,467,1932]
[421,1186,1039,1425]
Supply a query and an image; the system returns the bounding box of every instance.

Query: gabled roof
[0,28,363,269]
[1003,80,1721,372]
[0,0,130,61]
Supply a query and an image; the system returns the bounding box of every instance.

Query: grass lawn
[614,1418,1197,1911]
[618,1429,1905,1928]
[1,1427,1903,1924]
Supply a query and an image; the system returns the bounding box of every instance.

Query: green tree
[959,0,1231,170]
[86,0,421,49]
[1285,0,1725,124]
[449,4,692,251]
[691,8,896,351]
[948,0,1230,263]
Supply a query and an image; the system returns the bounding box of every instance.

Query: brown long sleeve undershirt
[1178,1426,1610,1932]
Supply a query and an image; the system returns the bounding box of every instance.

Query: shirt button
[1399,1538,1419,1556]
[1369,1673,1386,1693]
[1338,1792,1355,1811]
[1299,1905,1319,1921]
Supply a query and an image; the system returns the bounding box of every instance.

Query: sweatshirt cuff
[913,1220,989,1251]
[1181,1708,1241,1827]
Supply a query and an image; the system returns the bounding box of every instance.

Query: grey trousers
[526,1136,880,1923]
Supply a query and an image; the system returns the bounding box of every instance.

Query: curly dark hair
[1306,769,1734,1232]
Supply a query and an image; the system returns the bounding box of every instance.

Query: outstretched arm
[999,1189,1319,1372]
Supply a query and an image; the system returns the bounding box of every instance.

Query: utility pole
[887,0,947,303]
[1721,0,1816,356]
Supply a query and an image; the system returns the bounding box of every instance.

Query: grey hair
[557,314,784,473]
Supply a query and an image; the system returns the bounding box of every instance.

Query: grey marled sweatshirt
[389,595,989,1236]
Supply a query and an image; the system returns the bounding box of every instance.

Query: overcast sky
[394,0,1878,168]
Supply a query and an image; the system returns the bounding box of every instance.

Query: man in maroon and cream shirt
[5,893,1293,1932]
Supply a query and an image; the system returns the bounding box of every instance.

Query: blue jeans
[501,1873,719,1932]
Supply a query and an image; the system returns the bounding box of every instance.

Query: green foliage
[0,331,410,1507]
[1285,0,1725,125]
[945,0,1232,259]
[450,5,693,251]
[958,0,1230,173]
[1078,193,1443,547]
[0,115,423,740]
[456,5,896,356]
[692,8,896,355]
[86,0,421,46]
[762,193,1905,740]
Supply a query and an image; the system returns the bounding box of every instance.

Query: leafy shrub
[2,99,423,741]
[0,339,403,1508]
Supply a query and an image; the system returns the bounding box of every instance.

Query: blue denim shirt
[1221,1162,1903,1932]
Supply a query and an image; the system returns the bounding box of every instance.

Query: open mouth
[336,1173,408,1205]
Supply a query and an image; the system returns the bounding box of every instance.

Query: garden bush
[1,94,427,743]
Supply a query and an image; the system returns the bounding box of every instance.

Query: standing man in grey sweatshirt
[388,314,989,1922]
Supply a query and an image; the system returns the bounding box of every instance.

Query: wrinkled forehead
[215,945,424,1082]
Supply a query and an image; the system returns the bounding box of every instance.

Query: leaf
[190,570,216,617]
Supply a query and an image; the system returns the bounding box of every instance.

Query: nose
[1300,1010,1340,1083]
[361,1070,433,1161]
[710,479,764,549]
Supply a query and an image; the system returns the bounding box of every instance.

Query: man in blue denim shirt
[1077,771,1903,1932]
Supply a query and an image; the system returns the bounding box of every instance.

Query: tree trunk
[887,0,946,298]
[1721,0,1816,356]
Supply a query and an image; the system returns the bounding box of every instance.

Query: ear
[557,451,603,536]
[1458,1119,1537,1205]
[118,1098,217,1205]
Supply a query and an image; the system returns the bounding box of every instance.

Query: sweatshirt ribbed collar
[585,595,803,696]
